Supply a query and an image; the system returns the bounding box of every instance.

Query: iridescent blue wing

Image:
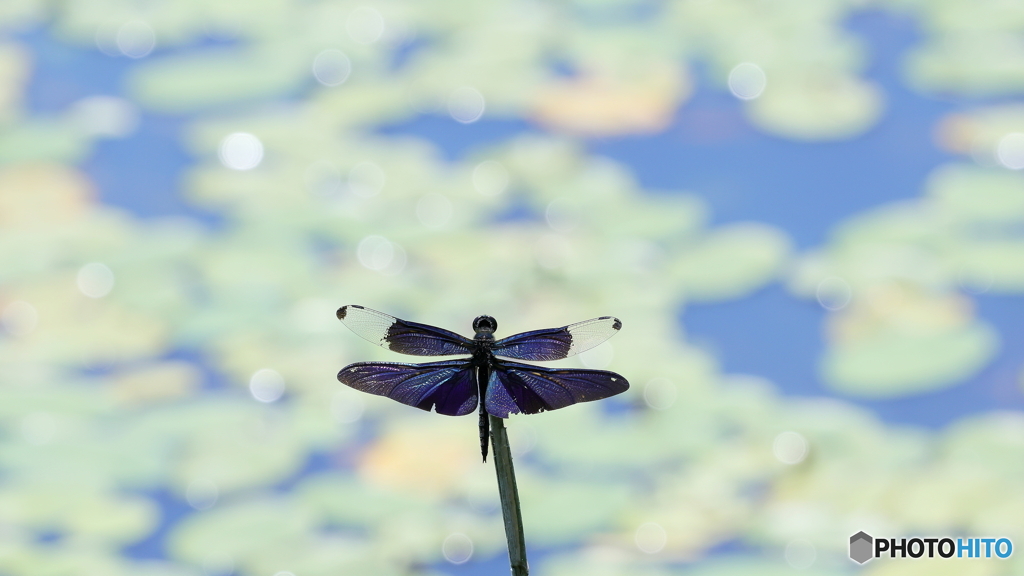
[338,359,478,416]
[484,359,629,417]
[337,305,474,356]
[490,316,622,361]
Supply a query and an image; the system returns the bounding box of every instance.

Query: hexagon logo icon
[850,531,873,564]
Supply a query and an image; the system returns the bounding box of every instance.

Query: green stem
[489,414,529,576]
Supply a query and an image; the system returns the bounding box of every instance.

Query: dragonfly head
[472,315,497,339]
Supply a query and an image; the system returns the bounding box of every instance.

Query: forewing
[491,316,622,360]
[337,305,474,356]
[484,360,629,417]
[338,359,478,416]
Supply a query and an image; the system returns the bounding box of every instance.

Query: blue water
[16,28,224,226]
[683,287,1024,428]
[669,12,1024,428]
[81,113,216,222]
[667,12,1024,427]
[682,285,825,397]
[19,28,128,113]
[378,114,534,160]
[591,11,959,250]
[121,488,197,560]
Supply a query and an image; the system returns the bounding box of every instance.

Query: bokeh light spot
[218,133,263,171]
[728,62,766,100]
[643,378,677,410]
[472,160,509,196]
[785,538,817,569]
[816,276,852,310]
[442,533,474,564]
[509,422,537,457]
[77,262,115,298]
[773,431,809,465]
[94,24,121,57]
[448,87,485,123]
[249,368,286,403]
[635,522,667,554]
[357,235,406,275]
[996,132,1024,170]
[958,267,993,295]
[116,20,155,58]
[347,7,384,44]
[545,197,579,233]
[331,390,365,423]
[186,479,219,510]
[313,49,352,87]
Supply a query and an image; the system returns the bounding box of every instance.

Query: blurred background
[2,0,1024,574]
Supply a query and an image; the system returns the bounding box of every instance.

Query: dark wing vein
[337,359,478,416]
[337,305,474,356]
[490,316,622,361]
[484,359,629,417]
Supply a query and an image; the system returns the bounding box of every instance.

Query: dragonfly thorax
[472,315,497,340]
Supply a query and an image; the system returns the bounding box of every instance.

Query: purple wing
[484,359,629,417]
[490,316,622,361]
[338,359,478,416]
[337,305,474,356]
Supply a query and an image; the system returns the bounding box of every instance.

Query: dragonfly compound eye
[473,315,497,333]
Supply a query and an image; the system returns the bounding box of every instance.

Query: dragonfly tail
[479,403,489,463]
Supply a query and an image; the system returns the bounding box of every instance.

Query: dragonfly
[336,305,629,461]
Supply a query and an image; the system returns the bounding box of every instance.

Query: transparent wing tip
[337,304,366,321]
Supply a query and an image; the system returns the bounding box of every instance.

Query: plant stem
[489,414,529,576]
